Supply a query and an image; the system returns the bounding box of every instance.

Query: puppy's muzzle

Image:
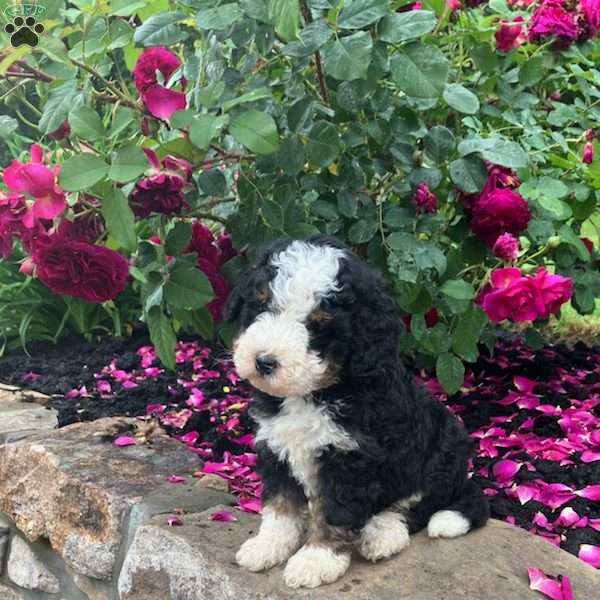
[255,353,279,376]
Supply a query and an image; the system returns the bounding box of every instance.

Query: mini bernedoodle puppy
[225,236,489,589]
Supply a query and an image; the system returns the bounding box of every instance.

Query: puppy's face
[227,239,352,398]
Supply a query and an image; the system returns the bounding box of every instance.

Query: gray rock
[119,508,600,600]
[0,583,25,600]
[0,402,57,439]
[0,384,52,405]
[0,417,202,580]
[7,535,60,593]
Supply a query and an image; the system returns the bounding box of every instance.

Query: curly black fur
[226,235,489,535]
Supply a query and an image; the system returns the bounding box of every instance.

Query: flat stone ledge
[0,402,58,441]
[0,384,52,405]
[0,417,203,580]
[119,508,600,600]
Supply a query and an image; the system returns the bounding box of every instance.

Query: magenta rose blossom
[529,267,573,319]
[481,268,540,323]
[0,193,28,257]
[495,17,525,52]
[35,240,129,303]
[184,222,237,321]
[583,142,594,164]
[581,0,600,35]
[2,144,66,226]
[493,233,520,262]
[129,150,192,218]
[528,0,580,48]
[413,182,439,213]
[467,186,531,247]
[133,47,186,121]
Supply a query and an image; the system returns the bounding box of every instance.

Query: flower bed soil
[0,334,598,568]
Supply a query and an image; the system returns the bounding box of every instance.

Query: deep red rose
[486,162,521,189]
[0,193,27,257]
[580,237,594,253]
[199,258,231,321]
[413,182,439,213]
[528,0,580,48]
[35,240,129,303]
[133,47,186,120]
[130,174,188,218]
[467,185,531,248]
[48,120,71,141]
[583,142,594,164]
[402,307,439,331]
[495,17,525,52]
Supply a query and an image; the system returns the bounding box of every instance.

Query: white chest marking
[255,396,357,497]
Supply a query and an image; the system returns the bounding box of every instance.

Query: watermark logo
[3,3,46,47]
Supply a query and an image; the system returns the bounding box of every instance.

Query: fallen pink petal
[114,436,137,447]
[210,510,237,522]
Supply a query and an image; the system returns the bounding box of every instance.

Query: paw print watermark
[3,3,46,48]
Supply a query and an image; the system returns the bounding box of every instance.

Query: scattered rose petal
[167,516,183,526]
[211,510,237,522]
[114,436,136,447]
[527,567,565,600]
[578,544,600,568]
[167,475,186,483]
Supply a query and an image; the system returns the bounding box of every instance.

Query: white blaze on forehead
[269,241,345,318]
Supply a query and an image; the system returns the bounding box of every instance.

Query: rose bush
[1,0,600,389]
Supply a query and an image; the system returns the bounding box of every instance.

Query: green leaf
[222,88,271,111]
[424,126,455,163]
[109,145,149,183]
[518,55,545,86]
[558,225,590,261]
[524,328,545,350]
[443,84,480,115]
[165,265,214,310]
[68,106,105,141]
[39,81,81,135]
[189,115,227,150]
[436,353,465,395]
[378,10,437,43]
[165,222,193,256]
[338,0,388,29]
[112,0,147,16]
[283,20,332,57]
[306,121,341,167]
[0,115,18,137]
[452,304,487,362]
[58,155,110,191]
[101,189,137,252]
[537,198,573,221]
[390,43,449,98]
[230,110,279,154]
[458,137,528,169]
[134,11,187,46]
[147,306,176,370]
[267,0,299,40]
[322,31,373,81]
[348,219,378,243]
[449,157,488,194]
[440,279,475,300]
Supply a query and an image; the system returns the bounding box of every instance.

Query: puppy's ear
[338,256,402,380]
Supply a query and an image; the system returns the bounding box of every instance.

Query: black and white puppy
[225,236,489,589]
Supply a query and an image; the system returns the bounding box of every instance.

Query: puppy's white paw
[359,512,410,562]
[427,510,470,539]
[283,545,350,589]
[236,534,297,572]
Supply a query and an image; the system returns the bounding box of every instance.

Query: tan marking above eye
[257,288,270,303]
[309,309,333,323]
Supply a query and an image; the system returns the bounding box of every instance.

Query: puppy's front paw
[283,545,350,589]
[236,535,297,572]
[359,514,410,562]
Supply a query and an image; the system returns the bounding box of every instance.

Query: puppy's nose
[255,353,278,376]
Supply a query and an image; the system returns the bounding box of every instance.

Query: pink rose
[529,267,573,319]
[581,0,600,36]
[466,186,531,248]
[583,142,594,164]
[495,17,525,52]
[2,144,66,225]
[493,233,520,262]
[34,239,129,303]
[413,182,439,213]
[133,47,187,121]
[482,268,539,323]
[446,0,461,9]
[528,0,580,48]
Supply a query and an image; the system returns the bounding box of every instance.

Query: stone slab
[7,535,60,593]
[0,583,25,600]
[0,417,203,580]
[0,402,57,438]
[119,507,600,600]
[0,384,52,405]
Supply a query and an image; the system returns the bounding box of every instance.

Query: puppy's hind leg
[427,480,489,539]
[359,510,410,562]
